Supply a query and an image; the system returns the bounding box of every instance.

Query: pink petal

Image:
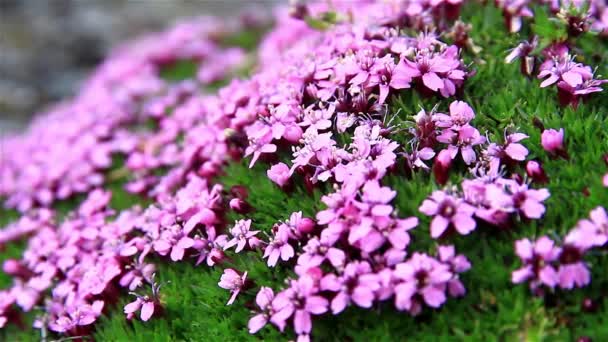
[351,287,375,308]
[430,216,450,238]
[422,72,443,91]
[248,314,268,334]
[421,286,446,307]
[294,309,312,334]
[140,302,155,321]
[452,214,476,235]
[505,143,528,161]
[331,291,350,314]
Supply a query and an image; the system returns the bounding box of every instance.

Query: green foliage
[2,3,608,342]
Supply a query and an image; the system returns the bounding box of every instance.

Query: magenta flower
[124,277,163,321]
[437,245,471,297]
[224,219,260,253]
[271,274,328,337]
[320,261,380,314]
[263,224,295,267]
[576,207,608,247]
[218,268,248,305]
[419,191,477,238]
[511,237,560,290]
[124,297,156,321]
[267,163,291,187]
[119,259,156,291]
[558,228,594,289]
[153,225,195,261]
[50,300,104,333]
[192,230,227,267]
[437,125,486,165]
[433,101,475,130]
[393,253,453,315]
[494,180,550,219]
[367,57,413,103]
[248,287,275,334]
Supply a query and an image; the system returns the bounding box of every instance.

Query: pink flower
[50,300,104,332]
[557,228,593,289]
[433,101,475,130]
[486,180,550,220]
[124,278,162,321]
[119,259,156,291]
[512,237,560,290]
[394,253,453,315]
[124,297,156,321]
[153,225,195,262]
[320,261,380,314]
[224,219,260,253]
[218,268,248,305]
[248,287,275,334]
[419,191,477,238]
[574,207,608,247]
[437,245,471,297]
[541,128,566,156]
[263,224,295,267]
[437,125,486,165]
[367,57,413,103]
[271,274,328,337]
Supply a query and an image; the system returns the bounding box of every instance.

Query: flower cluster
[506,39,606,107]
[512,206,608,292]
[495,0,608,35]
[0,15,262,212]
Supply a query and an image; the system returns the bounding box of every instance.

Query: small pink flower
[394,253,453,315]
[218,268,247,305]
[512,237,560,290]
[320,261,380,314]
[124,297,156,322]
[437,245,471,297]
[248,287,275,334]
[224,219,260,253]
[263,224,295,267]
[419,191,476,238]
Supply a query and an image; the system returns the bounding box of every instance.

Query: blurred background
[0,0,275,133]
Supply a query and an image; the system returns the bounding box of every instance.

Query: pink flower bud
[526,160,548,184]
[3,259,21,275]
[433,149,452,186]
[296,217,315,234]
[541,128,565,156]
[283,125,303,143]
[229,198,251,214]
[267,163,290,187]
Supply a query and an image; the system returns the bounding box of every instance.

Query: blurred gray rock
[0,0,274,132]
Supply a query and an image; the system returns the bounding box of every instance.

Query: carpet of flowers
[1,0,608,341]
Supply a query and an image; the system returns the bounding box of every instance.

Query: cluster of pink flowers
[513,206,608,292]
[0,190,134,333]
[406,100,552,235]
[507,39,606,107]
[0,15,262,212]
[495,0,608,34]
